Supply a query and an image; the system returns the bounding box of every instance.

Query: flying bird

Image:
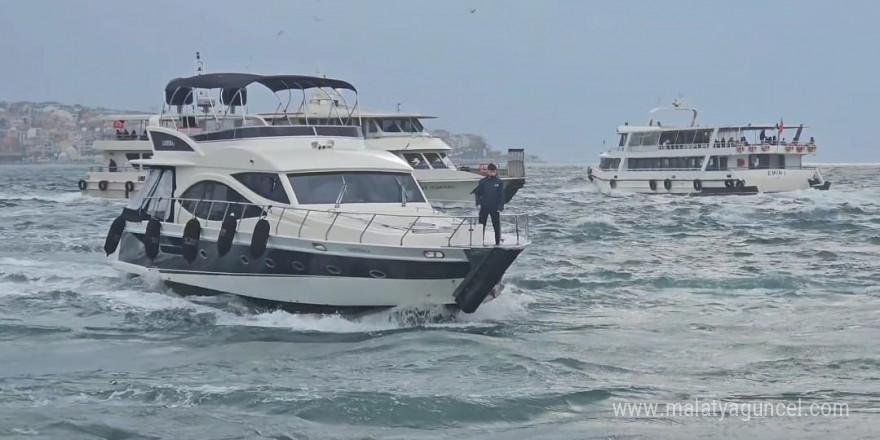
[276,30,284,37]
[470,8,476,13]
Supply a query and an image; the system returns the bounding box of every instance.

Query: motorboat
[261,91,527,207]
[587,99,831,195]
[103,72,530,314]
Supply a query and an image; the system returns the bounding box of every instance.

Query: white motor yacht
[261,91,527,207]
[587,99,830,195]
[103,73,530,314]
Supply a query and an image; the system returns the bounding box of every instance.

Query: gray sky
[2,0,878,162]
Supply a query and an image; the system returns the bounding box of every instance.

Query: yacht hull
[112,229,522,313]
[587,168,828,195]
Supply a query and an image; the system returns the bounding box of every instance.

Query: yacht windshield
[287,172,425,204]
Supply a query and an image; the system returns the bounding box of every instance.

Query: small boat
[587,99,830,194]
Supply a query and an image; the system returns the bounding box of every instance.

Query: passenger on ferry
[108,159,117,172]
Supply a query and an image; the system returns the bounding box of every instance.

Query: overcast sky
[2,0,878,162]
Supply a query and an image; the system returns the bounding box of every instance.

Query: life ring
[103,215,126,256]
[217,214,237,257]
[693,179,702,191]
[144,219,162,260]
[649,179,657,191]
[761,144,770,151]
[609,179,617,189]
[748,145,757,152]
[796,145,805,152]
[98,180,109,191]
[736,145,745,153]
[181,218,201,263]
[785,145,794,152]
[77,179,87,191]
[663,178,672,191]
[250,218,271,258]
[807,145,816,152]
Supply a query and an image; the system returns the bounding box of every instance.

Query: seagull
[470,8,476,13]
[276,30,284,37]
[313,15,323,22]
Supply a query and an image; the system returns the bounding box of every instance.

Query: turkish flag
[777,119,784,136]
[113,120,124,129]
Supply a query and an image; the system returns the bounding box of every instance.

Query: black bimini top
[164,73,357,105]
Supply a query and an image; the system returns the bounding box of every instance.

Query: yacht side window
[381,119,401,133]
[180,181,263,221]
[233,173,290,204]
[402,153,430,169]
[422,152,448,169]
[287,172,426,204]
[411,119,425,132]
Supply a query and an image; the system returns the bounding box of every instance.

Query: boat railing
[140,197,530,248]
[88,166,144,173]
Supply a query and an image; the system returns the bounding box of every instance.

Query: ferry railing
[144,197,530,248]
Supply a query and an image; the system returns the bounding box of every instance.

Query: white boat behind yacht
[261,91,527,207]
[587,100,830,195]
[103,72,530,314]
[78,115,153,198]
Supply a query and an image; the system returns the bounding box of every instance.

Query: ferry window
[618,134,627,147]
[367,120,380,134]
[180,181,263,220]
[411,119,425,132]
[659,131,677,146]
[233,173,290,204]
[640,132,660,146]
[599,157,620,170]
[287,172,425,204]
[675,130,696,145]
[402,153,429,169]
[694,129,713,145]
[423,152,448,169]
[142,153,153,160]
[399,119,413,132]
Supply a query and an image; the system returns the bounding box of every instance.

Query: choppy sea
[0,163,877,439]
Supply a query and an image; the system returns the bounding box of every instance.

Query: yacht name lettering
[347,247,370,254]
[161,140,175,148]
[768,170,786,176]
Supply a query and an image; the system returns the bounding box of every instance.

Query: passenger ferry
[78,115,153,198]
[587,100,830,195]
[103,72,530,314]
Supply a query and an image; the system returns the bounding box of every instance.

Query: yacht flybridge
[260,91,526,206]
[103,73,529,313]
[587,100,830,195]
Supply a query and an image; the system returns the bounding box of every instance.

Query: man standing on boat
[474,163,504,246]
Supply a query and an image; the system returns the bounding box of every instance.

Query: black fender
[649,179,657,191]
[77,179,87,191]
[250,218,271,258]
[693,179,702,191]
[663,179,672,191]
[181,218,201,263]
[144,219,162,260]
[217,214,237,257]
[98,180,109,191]
[103,216,126,256]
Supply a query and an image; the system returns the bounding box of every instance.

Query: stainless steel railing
[137,197,530,248]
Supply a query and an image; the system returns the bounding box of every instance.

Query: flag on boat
[113,120,124,129]
[776,118,784,137]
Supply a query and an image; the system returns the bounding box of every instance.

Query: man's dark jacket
[473,176,505,211]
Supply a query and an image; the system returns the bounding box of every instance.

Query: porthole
[369,269,386,279]
[240,255,250,265]
[292,261,306,271]
[199,249,208,259]
[326,265,342,275]
[264,259,276,269]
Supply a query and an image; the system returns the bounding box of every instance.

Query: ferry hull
[588,168,828,195]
